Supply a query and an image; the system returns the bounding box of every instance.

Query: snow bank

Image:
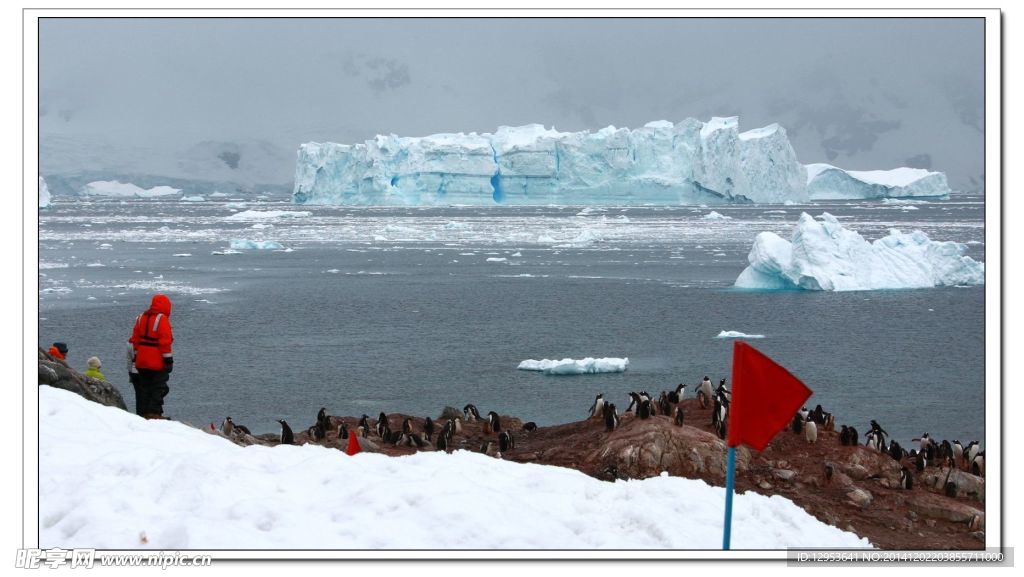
[81,180,182,198]
[229,239,284,250]
[224,210,312,221]
[518,357,629,375]
[806,164,951,200]
[716,331,765,339]
[39,386,870,550]
[734,213,985,291]
[39,176,51,208]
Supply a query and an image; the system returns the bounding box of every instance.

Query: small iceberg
[702,211,732,220]
[229,240,283,250]
[518,357,629,375]
[716,331,765,339]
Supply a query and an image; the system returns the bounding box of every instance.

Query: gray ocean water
[38,196,987,449]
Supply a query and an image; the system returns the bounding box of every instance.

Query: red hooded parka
[129,294,174,371]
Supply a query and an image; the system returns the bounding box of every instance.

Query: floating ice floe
[80,180,181,198]
[518,357,629,375]
[716,331,766,339]
[224,210,311,221]
[702,211,732,220]
[181,195,206,202]
[229,239,284,250]
[486,257,507,262]
[734,212,985,291]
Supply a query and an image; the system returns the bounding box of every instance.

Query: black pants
[132,370,170,417]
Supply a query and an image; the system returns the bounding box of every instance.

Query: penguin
[824,463,834,486]
[823,412,835,432]
[522,422,537,432]
[487,411,502,433]
[658,392,671,417]
[234,423,251,436]
[698,377,713,409]
[310,421,326,442]
[674,406,684,427]
[811,404,824,425]
[915,450,926,472]
[603,402,619,432]
[912,433,931,452]
[839,425,850,446]
[357,423,370,438]
[965,441,980,468]
[480,440,498,457]
[463,404,481,422]
[668,384,685,404]
[626,391,642,413]
[317,407,331,432]
[276,419,294,445]
[798,406,810,421]
[638,399,652,419]
[792,413,804,435]
[358,414,370,436]
[849,426,859,446]
[588,394,605,419]
[436,432,449,453]
[410,433,427,449]
[888,440,903,461]
[376,412,389,438]
[952,440,964,464]
[221,417,234,436]
[453,416,464,434]
[424,416,435,441]
[715,413,728,440]
[970,452,984,477]
[804,418,818,444]
[899,466,913,490]
[402,417,414,436]
[337,422,349,439]
[499,430,514,453]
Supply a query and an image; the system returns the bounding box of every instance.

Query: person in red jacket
[128,294,174,419]
[48,342,68,361]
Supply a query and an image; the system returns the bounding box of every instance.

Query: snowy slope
[39,386,870,550]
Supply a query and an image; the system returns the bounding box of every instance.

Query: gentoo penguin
[309,422,326,442]
[953,440,964,464]
[912,433,932,452]
[970,452,985,477]
[522,422,537,432]
[792,413,804,435]
[848,426,859,446]
[674,406,685,426]
[824,463,834,485]
[668,384,686,404]
[463,404,481,422]
[822,412,835,432]
[698,377,713,409]
[811,404,824,425]
[804,418,818,444]
[317,407,331,432]
[436,431,449,453]
[839,425,850,445]
[626,391,642,413]
[402,417,414,436]
[487,411,502,433]
[915,450,926,472]
[499,430,514,453]
[888,440,903,461]
[221,417,234,436]
[638,399,652,419]
[337,422,349,439]
[899,466,913,490]
[965,441,980,468]
[453,416,464,434]
[481,440,498,456]
[376,412,389,438]
[603,402,619,431]
[424,417,435,441]
[589,394,605,419]
[798,406,810,421]
[658,392,671,417]
[276,419,294,445]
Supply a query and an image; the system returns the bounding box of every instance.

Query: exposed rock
[772,468,797,481]
[909,492,984,524]
[922,468,985,502]
[846,487,874,508]
[970,531,985,543]
[38,347,127,411]
[844,464,870,480]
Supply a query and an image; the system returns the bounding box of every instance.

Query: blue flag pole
[723,446,736,550]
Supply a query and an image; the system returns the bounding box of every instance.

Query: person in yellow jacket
[84,356,106,381]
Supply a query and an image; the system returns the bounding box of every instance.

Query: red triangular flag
[727,341,812,451]
[346,433,362,456]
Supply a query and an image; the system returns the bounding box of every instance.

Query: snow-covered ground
[39,386,870,551]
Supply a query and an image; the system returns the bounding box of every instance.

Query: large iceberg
[39,176,51,208]
[293,118,810,206]
[734,213,984,291]
[806,164,951,200]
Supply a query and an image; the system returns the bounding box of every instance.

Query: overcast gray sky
[39,17,985,191]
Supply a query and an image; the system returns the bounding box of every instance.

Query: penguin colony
[214,378,983,504]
